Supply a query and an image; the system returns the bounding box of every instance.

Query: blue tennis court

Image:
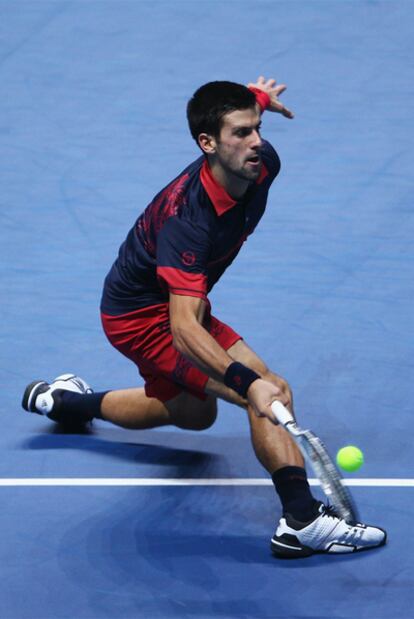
[1,1,413,617]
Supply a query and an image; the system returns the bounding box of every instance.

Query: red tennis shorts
[101,301,241,402]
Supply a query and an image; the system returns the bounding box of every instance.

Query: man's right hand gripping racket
[271,400,359,523]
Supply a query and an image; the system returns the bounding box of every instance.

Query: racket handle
[271,400,295,426]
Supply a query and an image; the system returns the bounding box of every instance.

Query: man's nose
[251,130,262,148]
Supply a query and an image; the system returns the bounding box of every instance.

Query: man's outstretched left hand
[248,76,294,119]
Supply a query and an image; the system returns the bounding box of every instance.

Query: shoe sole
[270,537,314,558]
[22,380,47,412]
[271,530,387,559]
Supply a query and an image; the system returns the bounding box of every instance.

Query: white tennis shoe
[22,373,93,419]
[271,502,387,558]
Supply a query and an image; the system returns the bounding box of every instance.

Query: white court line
[0,478,413,487]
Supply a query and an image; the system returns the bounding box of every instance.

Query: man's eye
[235,126,261,138]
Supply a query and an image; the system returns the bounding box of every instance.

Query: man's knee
[188,401,218,431]
[167,394,218,431]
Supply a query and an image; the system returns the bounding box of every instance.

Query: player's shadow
[20,419,254,476]
[21,424,219,472]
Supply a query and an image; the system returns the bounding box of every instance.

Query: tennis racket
[271,400,359,523]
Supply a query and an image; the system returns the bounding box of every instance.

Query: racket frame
[271,401,359,523]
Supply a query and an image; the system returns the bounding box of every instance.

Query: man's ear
[198,133,217,155]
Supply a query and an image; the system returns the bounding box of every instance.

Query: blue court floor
[1,1,413,618]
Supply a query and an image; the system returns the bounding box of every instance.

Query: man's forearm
[172,317,234,382]
[172,317,262,402]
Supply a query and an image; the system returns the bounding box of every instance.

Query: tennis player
[22,77,386,557]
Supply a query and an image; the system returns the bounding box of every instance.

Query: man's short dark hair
[187,81,256,145]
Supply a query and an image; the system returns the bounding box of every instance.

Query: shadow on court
[22,430,219,471]
[17,422,263,478]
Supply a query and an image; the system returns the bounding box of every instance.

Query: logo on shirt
[181,251,196,266]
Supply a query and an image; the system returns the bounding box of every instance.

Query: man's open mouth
[246,155,261,164]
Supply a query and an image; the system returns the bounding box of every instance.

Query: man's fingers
[253,77,286,91]
[280,106,294,119]
[271,100,294,119]
[272,84,287,95]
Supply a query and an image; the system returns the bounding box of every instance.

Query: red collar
[200,159,268,216]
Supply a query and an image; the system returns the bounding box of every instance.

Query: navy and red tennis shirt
[100,139,281,316]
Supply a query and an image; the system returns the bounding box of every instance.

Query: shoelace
[321,504,340,520]
[323,503,362,526]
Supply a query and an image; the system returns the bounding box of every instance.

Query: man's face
[214,107,263,182]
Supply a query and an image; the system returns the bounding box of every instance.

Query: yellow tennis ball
[336,445,364,472]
